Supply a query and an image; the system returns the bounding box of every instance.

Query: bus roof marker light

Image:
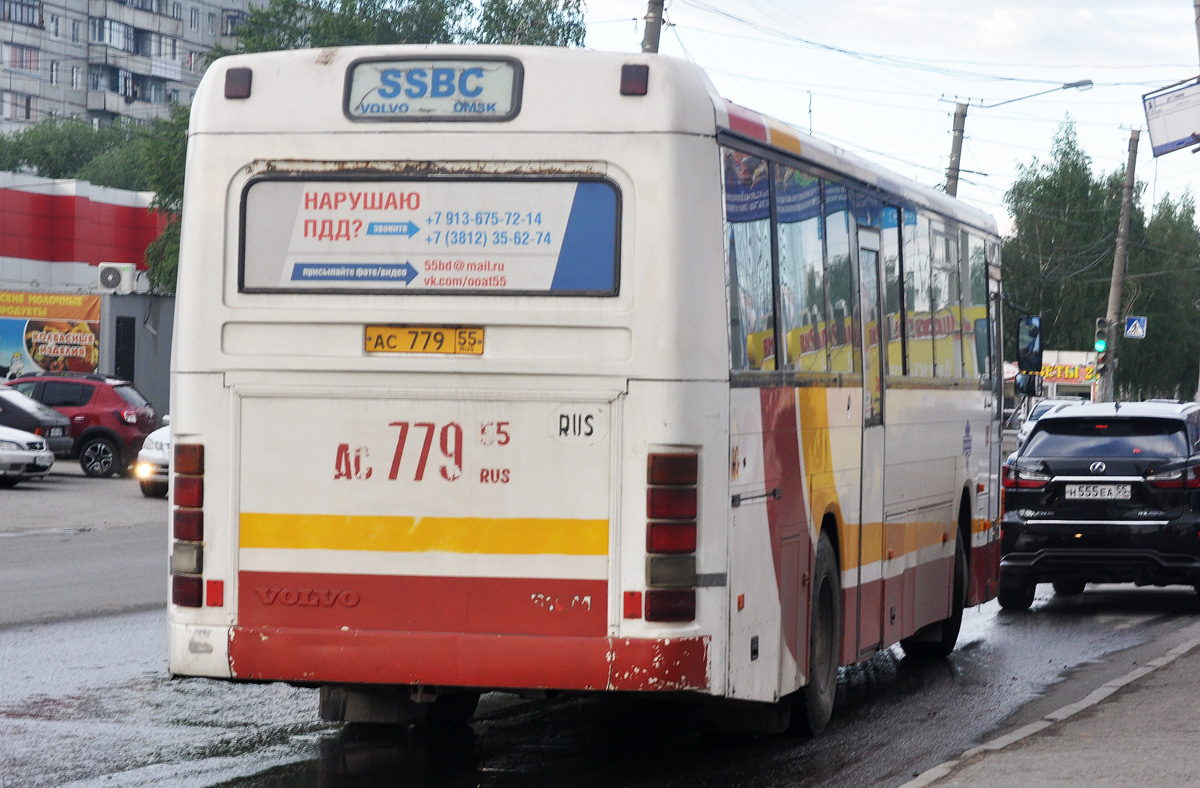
[225,67,252,99]
[620,64,649,96]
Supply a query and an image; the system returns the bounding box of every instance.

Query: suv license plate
[1065,483,1131,500]
[365,326,484,355]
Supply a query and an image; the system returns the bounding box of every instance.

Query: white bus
[167,45,1004,735]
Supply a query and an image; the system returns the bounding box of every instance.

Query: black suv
[999,401,1200,610]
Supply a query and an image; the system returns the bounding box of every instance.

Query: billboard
[0,291,101,379]
[1143,78,1200,157]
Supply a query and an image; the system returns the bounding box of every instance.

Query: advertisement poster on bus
[241,178,618,295]
[0,291,101,378]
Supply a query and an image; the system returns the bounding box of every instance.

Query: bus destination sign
[346,58,522,121]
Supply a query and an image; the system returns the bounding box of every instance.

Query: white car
[0,423,54,487]
[136,424,170,498]
[1016,398,1084,446]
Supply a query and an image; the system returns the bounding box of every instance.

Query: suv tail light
[1146,465,1200,489]
[119,409,139,424]
[1002,463,1050,490]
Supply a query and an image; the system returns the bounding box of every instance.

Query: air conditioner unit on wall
[98,262,136,294]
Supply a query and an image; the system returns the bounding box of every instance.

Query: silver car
[135,424,170,498]
[0,423,54,487]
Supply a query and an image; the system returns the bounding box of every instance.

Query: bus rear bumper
[168,620,234,679]
[227,627,711,692]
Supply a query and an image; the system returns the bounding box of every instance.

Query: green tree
[142,105,190,293]
[230,0,474,53]
[77,140,151,191]
[229,0,585,53]
[1003,121,1199,398]
[1114,192,1200,399]
[475,0,586,46]
[0,118,133,180]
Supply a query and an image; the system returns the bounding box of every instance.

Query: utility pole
[1097,129,1139,402]
[945,102,968,196]
[944,82,1091,197]
[641,0,664,53]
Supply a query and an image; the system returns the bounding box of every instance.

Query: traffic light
[1094,317,1109,372]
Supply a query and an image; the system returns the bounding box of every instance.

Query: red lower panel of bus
[238,571,606,636]
[227,626,710,691]
[969,539,1001,605]
[231,570,709,691]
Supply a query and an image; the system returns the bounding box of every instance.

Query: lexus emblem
[1090,461,1107,474]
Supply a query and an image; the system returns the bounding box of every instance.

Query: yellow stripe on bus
[239,512,609,556]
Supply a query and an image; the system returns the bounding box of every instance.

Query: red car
[6,372,159,477]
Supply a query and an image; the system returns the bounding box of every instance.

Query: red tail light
[645,589,695,622]
[643,451,699,622]
[1146,465,1200,489]
[647,453,698,486]
[175,444,204,475]
[647,521,697,553]
[1001,464,1050,490]
[174,508,203,541]
[647,487,697,519]
[172,574,203,607]
[174,476,203,508]
[172,441,211,608]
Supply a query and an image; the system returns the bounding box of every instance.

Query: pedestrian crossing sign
[1124,316,1147,339]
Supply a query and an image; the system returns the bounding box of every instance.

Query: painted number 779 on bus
[332,420,511,484]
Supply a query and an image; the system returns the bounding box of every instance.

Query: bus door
[855,228,886,655]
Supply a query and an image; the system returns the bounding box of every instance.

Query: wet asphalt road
[2,465,1199,787]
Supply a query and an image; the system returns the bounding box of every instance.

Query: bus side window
[882,206,903,376]
[722,148,776,371]
[824,182,856,374]
[904,214,933,377]
[931,226,962,380]
[775,163,828,372]
[962,232,990,380]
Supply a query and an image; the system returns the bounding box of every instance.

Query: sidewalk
[902,621,1200,788]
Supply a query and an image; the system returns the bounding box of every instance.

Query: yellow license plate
[365,325,484,355]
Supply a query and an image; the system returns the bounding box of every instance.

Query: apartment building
[0,0,251,130]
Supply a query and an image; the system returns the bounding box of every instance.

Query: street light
[980,80,1094,109]
[945,80,1093,196]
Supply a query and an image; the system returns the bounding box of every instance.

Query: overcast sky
[584,0,1200,233]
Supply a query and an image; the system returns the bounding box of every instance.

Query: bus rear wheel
[791,531,840,736]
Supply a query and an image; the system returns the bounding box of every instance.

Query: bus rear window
[239,177,619,296]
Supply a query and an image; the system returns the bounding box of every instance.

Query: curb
[898,622,1200,788]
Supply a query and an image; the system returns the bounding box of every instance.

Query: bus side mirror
[1017,315,1043,374]
[1014,373,1040,397]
